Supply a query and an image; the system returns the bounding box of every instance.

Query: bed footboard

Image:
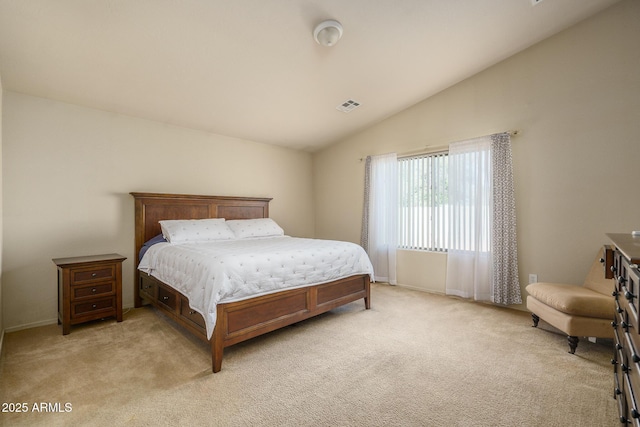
[139,272,370,372]
[211,274,370,372]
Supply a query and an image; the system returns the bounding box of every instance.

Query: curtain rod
[359,130,520,162]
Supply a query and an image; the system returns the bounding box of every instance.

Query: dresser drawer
[71,265,115,284]
[622,300,639,336]
[614,250,625,286]
[615,365,624,400]
[626,331,640,364]
[629,267,640,327]
[626,373,640,425]
[630,368,640,410]
[603,245,615,279]
[615,308,630,343]
[72,281,115,300]
[618,275,640,335]
[71,296,116,318]
[617,298,625,319]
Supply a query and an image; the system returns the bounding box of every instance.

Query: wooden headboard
[130,192,272,306]
[131,192,272,261]
[131,193,271,257]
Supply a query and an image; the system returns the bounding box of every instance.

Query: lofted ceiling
[0,0,621,151]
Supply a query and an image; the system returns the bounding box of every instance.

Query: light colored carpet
[0,283,616,426]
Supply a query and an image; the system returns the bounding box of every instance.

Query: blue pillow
[139,234,167,261]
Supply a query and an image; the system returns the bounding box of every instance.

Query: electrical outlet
[528,274,538,284]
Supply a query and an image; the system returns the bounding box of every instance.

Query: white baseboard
[392,283,528,312]
[394,283,445,295]
[3,308,138,336]
[4,318,58,334]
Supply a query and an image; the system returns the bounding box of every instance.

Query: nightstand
[53,253,127,335]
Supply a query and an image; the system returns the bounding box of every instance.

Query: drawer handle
[632,409,640,419]
[92,273,97,277]
[613,290,619,297]
[612,266,617,273]
[91,288,97,293]
[162,296,169,301]
[622,363,630,373]
[612,321,618,328]
[615,387,622,395]
[616,343,623,351]
[622,321,630,330]
[619,276,627,285]
[189,310,196,315]
[625,291,636,301]
[617,306,623,314]
[633,354,640,364]
[92,304,97,308]
[612,358,617,365]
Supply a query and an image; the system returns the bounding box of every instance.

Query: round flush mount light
[313,20,343,47]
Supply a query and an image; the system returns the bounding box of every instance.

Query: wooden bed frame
[131,192,371,373]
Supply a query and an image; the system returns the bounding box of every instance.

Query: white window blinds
[398,152,448,251]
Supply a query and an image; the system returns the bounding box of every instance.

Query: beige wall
[313,0,640,304]
[2,92,314,331]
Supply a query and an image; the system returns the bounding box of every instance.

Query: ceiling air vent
[336,99,361,113]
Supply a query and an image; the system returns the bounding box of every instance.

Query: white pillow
[226,218,284,239]
[159,218,235,243]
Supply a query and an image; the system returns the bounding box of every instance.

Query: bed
[131,192,372,373]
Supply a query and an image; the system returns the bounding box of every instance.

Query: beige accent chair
[526,248,614,353]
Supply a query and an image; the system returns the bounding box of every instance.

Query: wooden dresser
[53,253,126,335]
[609,233,640,425]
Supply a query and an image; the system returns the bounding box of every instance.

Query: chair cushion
[526,282,613,319]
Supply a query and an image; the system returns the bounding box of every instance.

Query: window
[398,152,448,251]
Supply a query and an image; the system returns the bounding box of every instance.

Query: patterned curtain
[491,133,521,305]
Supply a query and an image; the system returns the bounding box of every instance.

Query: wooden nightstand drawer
[53,253,126,335]
[72,282,115,300]
[72,297,116,318]
[72,266,115,284]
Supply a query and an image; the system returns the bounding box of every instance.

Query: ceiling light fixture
[313,20,343,47]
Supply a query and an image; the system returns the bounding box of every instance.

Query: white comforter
[138,236,374,339]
